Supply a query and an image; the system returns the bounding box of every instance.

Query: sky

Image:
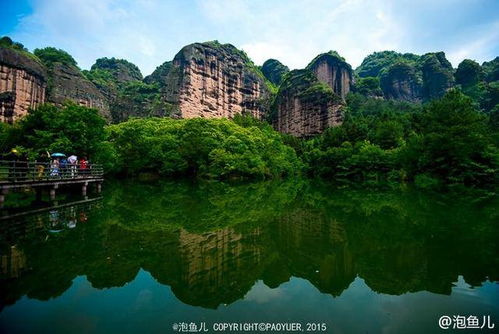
[1,0,498,76]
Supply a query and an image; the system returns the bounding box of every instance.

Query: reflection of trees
[1,180,498,310]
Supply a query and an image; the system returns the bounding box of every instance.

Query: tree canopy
[33,47,78,67]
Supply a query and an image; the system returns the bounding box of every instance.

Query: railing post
[96,182,102,193]
[0,188,8,208]
[82,182,88,196]
[50,184,58,201]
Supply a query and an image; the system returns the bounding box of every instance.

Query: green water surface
[0,180,498,333]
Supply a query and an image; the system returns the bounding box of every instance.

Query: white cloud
[447,21,499,65]
[7,0,499,75]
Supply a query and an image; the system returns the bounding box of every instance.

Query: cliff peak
[91,57,143,83]
[163,40,271,119]
[306,50,353,100]
[261,59,289,85]
[273,69,343,137]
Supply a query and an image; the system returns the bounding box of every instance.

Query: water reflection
[0,180,498,312]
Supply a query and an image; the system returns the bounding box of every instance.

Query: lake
[0,179,498,333]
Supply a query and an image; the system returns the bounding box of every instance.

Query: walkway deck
[0,160,104,206]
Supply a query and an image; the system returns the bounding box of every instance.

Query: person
[67,155,77,178]
[35,156,46,179]
[79,157,88,176]
[50,159,60,177]
[60,157,68,178]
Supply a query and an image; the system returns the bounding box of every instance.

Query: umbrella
[51,153,66,157]
[68,155,77,163]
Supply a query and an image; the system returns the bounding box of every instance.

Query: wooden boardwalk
[0,160,103,207]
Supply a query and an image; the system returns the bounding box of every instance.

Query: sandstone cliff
[380,62,422,102]
[307,51,353,101]
[272,69,343,137]
[421,52,455,100]
[1,44,112,122]
[173,227,270,308]
[46,62,110,119]
[356,51,420,78]
[354,51,455,103]
[0,47,46,123]
[261,59,289,85]
[482,56,499,82]
[162,41,271,119]
[143,60,172,86]
[91,57,143,83]
[84,57,166,122]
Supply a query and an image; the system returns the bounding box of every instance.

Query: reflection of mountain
[272,210,356,297]
[172,228,273,308]
[1,180,498,311]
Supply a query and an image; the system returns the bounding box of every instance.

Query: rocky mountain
[261,59,289,85]
[307,51,353,100]
[355,51,455,102]
[270,51,351,137]
[1,35,497,137]
[91,57,143,83]
[161,41,272,119]
[379,62,422,102]
[482,57,499,82]
[0,46,46,123]
[356,51,420,78]
[45,61,109,117]
[456,57,499,111]
[272,69,343,137]
[32,47,111,118]
[0,41,111,123]
[143,60,172,86]
[83,57,167,122]
[455,59,483,87]
[420,52,455,101]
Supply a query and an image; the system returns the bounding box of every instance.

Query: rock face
[354,51,456,103]
[307,51,353,101]
[455,59,483,87]
[0,45,112,123]
[175,227,268,308]
[356,51,420,78]
[162,41,270,119]
[91,57,143,83]
[261,59,289,85]
[273,69,343,137]
[482,56,499,82]
[380,63,422,102]
[144,60,172,86]
[0,47,46,123]
[421,52,454,101]
[85,57,165,122]
[46,62,110,118]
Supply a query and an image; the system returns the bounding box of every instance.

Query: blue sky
[1,0,498,76]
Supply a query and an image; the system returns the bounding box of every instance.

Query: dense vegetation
[33,47,78,67]
[0,36,28,52]
[90,57,143,81]
[0,108,302,179]
[0,103,106,159]
[261,59,290,85]
[355,51,420,78]
[304,90,498,188]
[103,115,302,178]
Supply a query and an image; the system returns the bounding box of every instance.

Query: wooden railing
[0,160,104,183]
